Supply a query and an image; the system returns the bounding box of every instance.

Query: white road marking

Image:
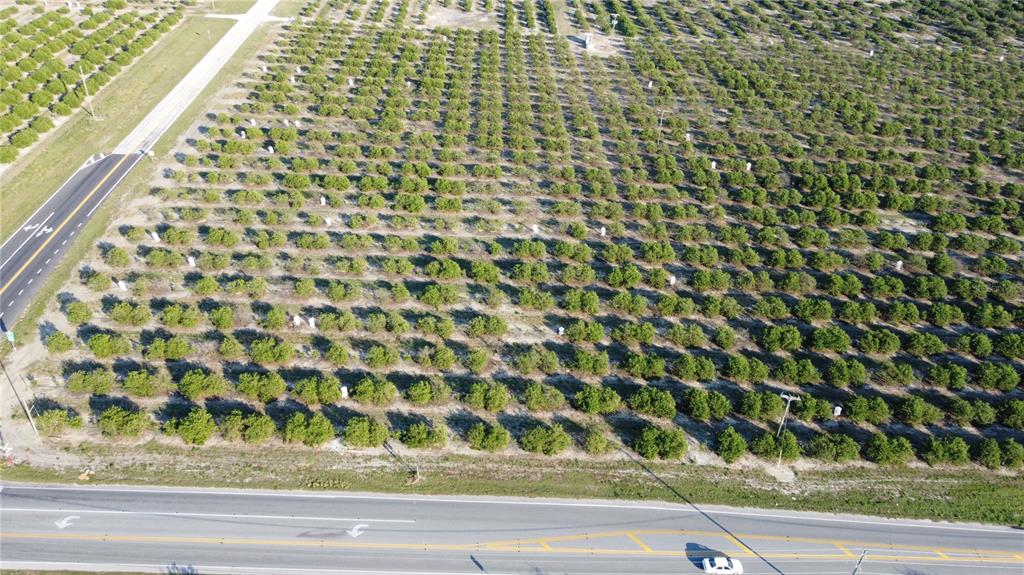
[26,279,32,285]
[0,562,519,575]
[53,515,79,529]
[16,290,23,296]
[346,523,369,538]
[35,269,41,274]
[61,240,67,245]
[3,484,1013,534]
[1,212,55,269]
[2,508,415,523]
[45,259,51,265]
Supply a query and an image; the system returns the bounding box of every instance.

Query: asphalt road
[1,483,1020,575]
[0,153,142,325]
[0,0,281,328]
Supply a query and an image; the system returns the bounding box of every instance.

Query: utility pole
[776,392,800,467]
[78,65,96,119]
[0,357,38,438]
[851,549,867,575]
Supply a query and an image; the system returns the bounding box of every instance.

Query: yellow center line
[835,543,856,558]
[725,534,757,557]
[625,532,653,552]
[0,154,130,296]
[2,531,1021,564]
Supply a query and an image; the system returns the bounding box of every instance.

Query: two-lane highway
[0,0,282,328]
[0,153,142,323]
[1,483,1021,574]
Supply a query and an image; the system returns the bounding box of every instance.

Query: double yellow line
[0,154,131,296]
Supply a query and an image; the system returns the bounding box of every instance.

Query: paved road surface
[1,483,1020,574]
[0,0,281,327]
[0,153,142,324]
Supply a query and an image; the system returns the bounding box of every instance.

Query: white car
[702,556,743,574]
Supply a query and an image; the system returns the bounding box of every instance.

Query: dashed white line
[45,259,51,265]
[61,240,67,246]
[76,223,82,228]
[35,269,42,275]
[16,290,23,296]
[26,279,32,285]
[69,231,76,237]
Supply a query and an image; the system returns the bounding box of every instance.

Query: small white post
[117,280,128,291]
[833,405,842,417]
[249,118,257,127]
[347,77,354,87]
[599,226,606,237]
[308,317,316,329]
[186,256,196,268]
[325,217,332,227]
[150,231,161,243]
[647,80,653,89]
[340,385,349,399]
[267,146,274,154]
[531,224,540,234]
[745,162,752,171]
[557,326,565,336]
[320,196,327,206]
[710,160,717,170]
[293,315,302,327]
[894,260,904,271]
[685,132,691,142]
[668,275,676,286]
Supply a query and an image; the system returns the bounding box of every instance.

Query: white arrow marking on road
[345,524,368,538]
[23,224,40,232]
[54,515,80,529]
[35,226,54,238]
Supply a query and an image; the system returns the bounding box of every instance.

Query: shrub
[304,413,335,446]
[865,433,915,465]
[632,425,688,460]
[404,378,452,405]
[1001,399,1024,429]
[352,375,398,406]
[167,408,217,445]
[809,433,861,462]
[523,381,566,411]
[573,384,621,414]
[292,374,341,405]
[45,331,73,353]
[35,408,83,436]
[237,371,287,403]
[716,426,747,463]
[400,421,447,448]
[520,424,572,455]
[974,438,1002,469]
[177,369,227,400]
[466,422,510,451]
[122,370,167,397]
[98,406,151,437]
[896,396,943,425]
[87,333,131,358]
[249,337,295,364]
[922,435,970,466]
[583,424,609,454]
[343,416,390,447]
[65,301,93,324]
[463,380,510,412]
[67,368,115,395]
[283,413,308,443]
[751,430,800,461]
[629,387,676,418]
[1002,439,1024,468]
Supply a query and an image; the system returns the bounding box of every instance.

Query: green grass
[1,14,278,355]
[0,16,234,244]
[4,444,1022,526]
[201,0,258,14]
